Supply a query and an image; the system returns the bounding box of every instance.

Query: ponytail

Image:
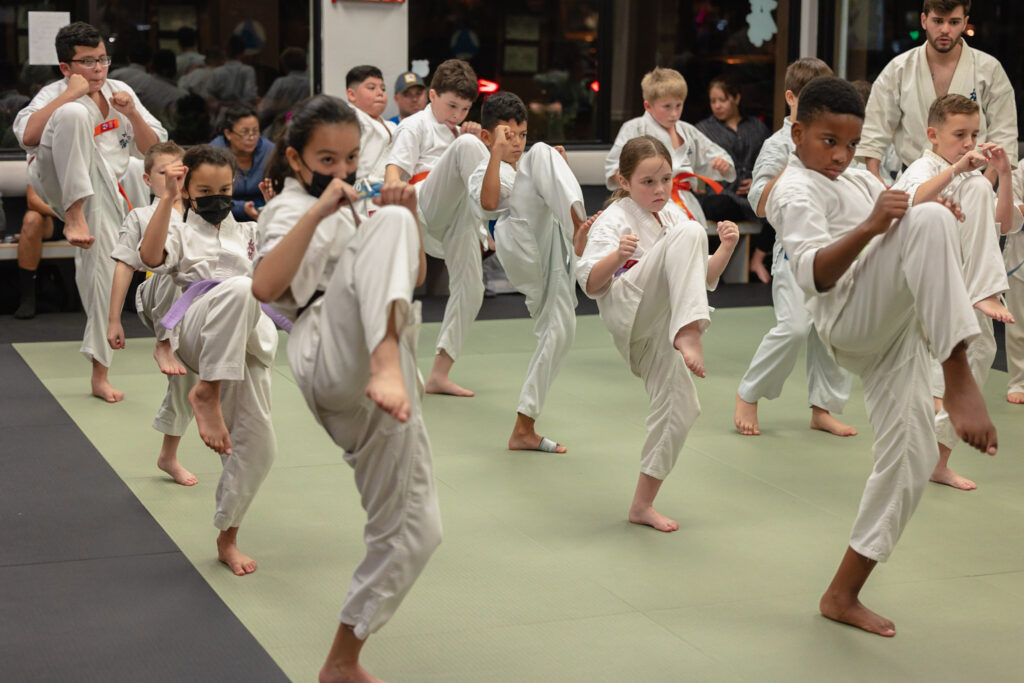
[264,94,359,194]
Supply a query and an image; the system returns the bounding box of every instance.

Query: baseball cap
[394,71,426,94]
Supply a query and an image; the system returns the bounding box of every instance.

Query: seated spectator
[210,104,274,221]
[388,71,427,124]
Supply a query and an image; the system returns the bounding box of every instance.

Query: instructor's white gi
[576,198,714,480]
[151,211,278,531]
[773,155,981,562]
[859,41,1018,169]
[257,178,442,640]
[13,78,167,368]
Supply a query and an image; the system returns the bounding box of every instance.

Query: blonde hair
[784,57,832,95]
[144,140,185,174]
[641,67,688,104]
[928,93,979,127]
[607,135,673,206]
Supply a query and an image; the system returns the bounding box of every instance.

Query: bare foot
[1008,392,1024,404]
[217,535,257,576]
[673,324,705,378]
[819,592,895,637]
[508,432,567,453]
[366,366,411,422]
[930,465,976,490]
[943,375,997,456]
[425,375,475,397]
[628,505,679,532]
[63,210,95,249]
[810,407,857,437]
[319,664,385,683]
[974,296,1014,323]
[750,261,771,284]
[91,376,124,403]
[734,394,760,435]
[153,340,187,375]
[157,454,198,486]
[188,382,232,455]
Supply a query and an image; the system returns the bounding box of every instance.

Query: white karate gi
[859,41,1018,169]
[111,200,194,437]
[152,211,278,531]
[257,178,442,640]
[353,108,396,217]
[605,112,736,225]
[576,198,714,479]
[14,78,167,368]
[1005,167,1024,396]
[469,143,586,418]
[774,155,981,562]
[738,121,853,413]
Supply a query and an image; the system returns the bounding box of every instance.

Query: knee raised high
[51,101,92,127]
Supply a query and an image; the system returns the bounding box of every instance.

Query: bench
[0,240,76,260]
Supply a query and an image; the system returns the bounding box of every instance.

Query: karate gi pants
[28,102,128,368]
[136,274,194,437]
[288,206,442,640]
[931,309,996,450]
[173,276,278,531]
[953,174,1009,305]
[828,203,980,562]
[736,242,853,414]
[1006,277,1024,396]
[495,143,585,418]
[613,223,709,480]
[417,135,488,360]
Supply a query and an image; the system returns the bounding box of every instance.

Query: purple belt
[161,278,293,333]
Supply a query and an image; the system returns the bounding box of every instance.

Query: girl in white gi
[139,145,279,576]
[604,67,735,227]
[106,141,197,486]
[892,93,1019,491]
[469,92,595,453]
[13,22,167,403]
[1006,164,1024,405]
[772,78,996,637]
[733,57,858,439]
[578,136,738,532]
[252,95,442,683]
[345,65,397,217]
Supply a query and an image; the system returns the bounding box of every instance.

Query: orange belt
[118,182,133,212]
[410,171,430,185]
[671,172,723,220]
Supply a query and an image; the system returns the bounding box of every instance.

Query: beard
[928,32,962,53]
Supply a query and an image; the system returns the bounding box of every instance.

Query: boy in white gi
[1006,165,1024,405]
[770,77,997,637]
[469,92,594,453]
[734,57,858,438]
[385,59,487,397]
[605,67,735,227]
[106,141,197,486]
[859,0,1017,184]
[578,136,738,532]
[892,93,1018,490]
[252,95,441,683]
[13,22,166,403]
[346,65,397,217]
[140,145,279,577]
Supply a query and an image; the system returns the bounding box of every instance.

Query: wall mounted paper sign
[746,0,778,48]
[28,11,70,65]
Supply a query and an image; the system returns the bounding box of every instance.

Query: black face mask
[300,155,357,199]
[190,195,233,225]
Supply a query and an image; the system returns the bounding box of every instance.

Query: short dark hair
[430,59,478,102]
[795,77,865,126]
[177,27,197,49]
[55,22,103,64]
[220,104,259,135]
[708,76,741,100]
[784,57,833,96]
[923,0,970,15]
[481,92,527,132]
[346,65,383,89]
[928,93,979,127]
[183,144,238,191]
[280,47,307,73]
[227,34,246,59]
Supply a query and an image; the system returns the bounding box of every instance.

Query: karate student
[771,77,996,636]
[468,92,594,453]
[578,135,738,532]
[733,57,857,438]
[251,94,441,683]
[139,144,279,576]
[13,22,166,402]
[604,67,735,226]
[1006,165,1024,405]
[385,58,487,397]
[106,140,197,486]
[859,0,1017,184]
[893,93,1018,489]
[345,65,397,216]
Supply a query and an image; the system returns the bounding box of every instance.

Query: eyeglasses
[70,56,112,68]
[230,128,260,139]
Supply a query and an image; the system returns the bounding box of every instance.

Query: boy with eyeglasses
[14,21,166,402]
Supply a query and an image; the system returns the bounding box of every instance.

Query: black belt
[296,290,325,318]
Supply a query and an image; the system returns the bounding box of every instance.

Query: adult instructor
[858,0,1017,184]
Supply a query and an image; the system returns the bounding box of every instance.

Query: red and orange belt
[94,118,134,211]
[671,172,723,220]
